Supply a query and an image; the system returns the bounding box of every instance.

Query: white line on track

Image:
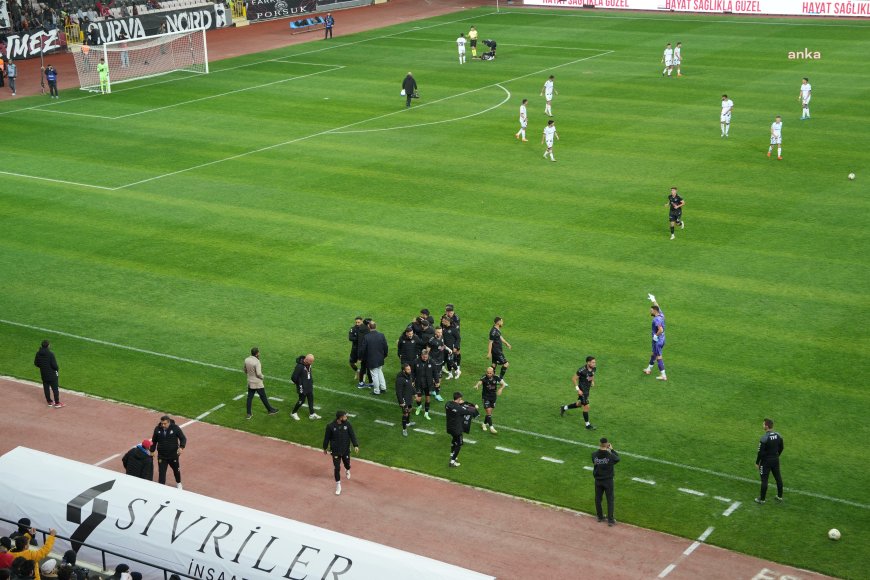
[659,526,715,578]
[632,477,656,485]
[374,419,395,427]
[657,564,676,579]
[495,446,520,454]
[94,453,120,466]
[722,501,742,517]
[195,402,225,421]
[541,456,564,464]
[2,318,867,510]
[678,488,707,497]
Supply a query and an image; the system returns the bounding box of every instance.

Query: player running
[643,294,668,381]
[559,356,597,431]
[474,366,506,434]
[667,186,684,240]
[767,115,783,160]
[515,98,528,142]
[540,75,557,117]
[542,119,559,162]
[456,32,467,65]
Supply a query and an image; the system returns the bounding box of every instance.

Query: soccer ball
[848,173,855,180]
[828,528,841,541]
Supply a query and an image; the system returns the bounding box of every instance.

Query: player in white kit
[799,77,812,120]
[542,119,559,162]
[662,43,673,77]
[720,94,733,138]
[767,115,783,160]
[541,75,557,117]
[457,33,467,64]
[515,98,529,142]
[674,42,682,77]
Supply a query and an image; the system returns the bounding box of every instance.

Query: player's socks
[550,154,556,162]
[485,415,492,426]
[720,123,725,136]
[670,226,675,234]
[499,367,507,379]
[777,147,782,158]
[424,402,430,412]
[657,360,665,372]
[583,412,589,423]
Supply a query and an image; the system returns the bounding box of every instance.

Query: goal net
[72,28,209,93]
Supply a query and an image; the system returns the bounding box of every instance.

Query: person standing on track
[245,347,279,419]
[6,59,17,96]
[151,415,187,489]
[291,354,321,421]
[324,12,335,40]
[122,439,154,481]
[43,64,59,98]
[592,437,620,526]
[559,355,597,431]
[34,340,64,408]
[755,418,784,504]
[323,410,358,496]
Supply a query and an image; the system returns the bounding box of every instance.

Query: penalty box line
[2,317,867,511]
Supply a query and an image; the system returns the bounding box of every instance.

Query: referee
[755,418,784,504]
[323,410,359,496]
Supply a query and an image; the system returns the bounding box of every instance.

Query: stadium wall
[524,0,870,17]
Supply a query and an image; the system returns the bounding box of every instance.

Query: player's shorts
[399,399,414,410]
[491,353,508,366]
[519,119,527,128]
[802,95,811,105]
[458,47,466,55]
[720,113,732,123]
[576,392,590,406]
[545,140,554,149]
[470,39,477,47]
[770,135,782,145]
[415,384,432,396]
[673,58,681,65]
[651,337,665,357]
[664,57,673,67]
[483,396,497,409]
[669,211,682,222]
[545,92,553,102]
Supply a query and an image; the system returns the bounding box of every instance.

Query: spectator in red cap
[121,439,154,481]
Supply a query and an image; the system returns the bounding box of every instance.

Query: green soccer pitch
[2,7,869,577]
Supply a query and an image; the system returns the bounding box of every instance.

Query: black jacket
[361,330,388,368]
[348,325,360,347]
[402,74,417,95]
[395,370,415,407]
[446,401,479,436]
[323,420,358,456]
[291,355,314,394]
[397,334,423,364]
[356,325,370,362]
[122,446,154,480]
[441,325,460,350]
[413,358,438,389]
[33,346,59,381]
[427,336,450,365]
[756,431,784,464]
[592,449,620,481]
[151,420,186,459]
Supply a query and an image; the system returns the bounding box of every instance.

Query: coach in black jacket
[361,322,389,395]
[402,72,417,108]
[323,410,359,495]
[446,392,479,468]
[122,439,154,481]
[34,340,63,407]
[290,354,320,421]
[151,416,187,489]
[397,327,423,366]
[592,438,620,525]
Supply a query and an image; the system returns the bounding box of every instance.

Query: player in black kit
[755,418,784,504]
[487,316,512,383]
[559,356,597,430]
[667,186,685,240]
[473,366,506,433]
[348,317,363,376]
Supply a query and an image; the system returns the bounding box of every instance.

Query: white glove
[647,293,656,303]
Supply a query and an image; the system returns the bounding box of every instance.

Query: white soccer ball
[828,528,841,541]
[848,173,855,180]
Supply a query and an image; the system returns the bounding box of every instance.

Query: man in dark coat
[592,437,620,526]
[122,439,154,481]
[356,317,373,388]
[360,322,389,395]
[397,326,423,368]
[322,410,358,495]
[446,391,479,467]
[395,364,415,437]
[402,72,417,108]
[291,354,321,421]
[151,416,187,489]
[34,340,64,408]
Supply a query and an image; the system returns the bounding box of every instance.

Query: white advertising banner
[0,447,494,580]
[524,0,870,17]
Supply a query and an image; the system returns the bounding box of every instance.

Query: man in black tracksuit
[441,314,461,379]
[427,328,450,401]
[592,437,620,526]
[402,72,417,108]
[348,316,363,376]
[356,318,373,388]
[397,327,423,368]
[151,416,187,488]
[34,340,63,408]
[755,418,784,504]
[323,410,359,495]
[446,391,479,468]
[122,439,154,481]
[291,354,320,421]
[395,364,416,437]
[413,351,439,420]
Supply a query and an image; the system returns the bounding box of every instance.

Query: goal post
[72,28,209,93]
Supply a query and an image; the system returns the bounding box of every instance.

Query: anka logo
[67,480,115,553]
[788,48,821,59]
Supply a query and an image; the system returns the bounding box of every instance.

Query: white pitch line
[414,428,435,435]
[697,526,715,542]
[464,438,477,445]
[374,419,395,427]
[678,488,707,497]
[713,495,732,503]
[268,397,284,402]
[657,564,676,578]
[631,477,656,485]
[582,466,593,471]
[94,453,120,466]
[541,456,564,464]
[2,318,867,510]
[495,446,520,454]
[233,393,245,401]
[346,413,357,418]
[722,501,742,517]
[0,170,115,191]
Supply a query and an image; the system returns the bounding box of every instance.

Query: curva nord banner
[246,0,316,21]
[84,3,231,45]
[0,447,494,580]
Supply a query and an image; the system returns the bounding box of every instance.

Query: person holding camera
[592,437,620,526]
[446,391,479,467]
[402,72,417,108]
